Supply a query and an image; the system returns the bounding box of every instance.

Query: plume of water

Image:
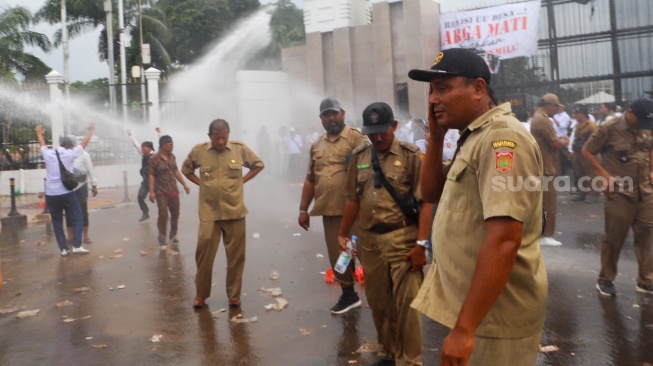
[162,7,274,137]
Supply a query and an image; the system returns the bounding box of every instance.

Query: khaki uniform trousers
[542,177,557,237]
[323,216,356,287]
[359,225,423,366]
[570,152,599,196]
[599,193,653,285]
[468,332,541,366]
[195,218,246,301]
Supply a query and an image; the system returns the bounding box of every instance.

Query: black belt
[368,219,415,235]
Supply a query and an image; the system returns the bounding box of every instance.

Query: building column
[45,70,65,145]
[145,67,161,129]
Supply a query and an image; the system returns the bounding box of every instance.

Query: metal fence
[0,139,139,171]
[494,0,653,105]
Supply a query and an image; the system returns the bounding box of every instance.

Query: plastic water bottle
[334,235,358,274]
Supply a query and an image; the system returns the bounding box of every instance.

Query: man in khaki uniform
[298,97,367,314]
[570,105,600,203]
[408,48,548,365]
[182,119,264,309]
[582,97,653,297]
[530,93,569,246]
[338,102,429,366]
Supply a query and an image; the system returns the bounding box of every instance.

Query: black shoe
[636,283,653,294]
[139,213,150,222]
[596,281,617,297]
[330,291,361,314]
[364,359,395,366]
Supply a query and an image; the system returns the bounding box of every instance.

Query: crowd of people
[32,47,653,366]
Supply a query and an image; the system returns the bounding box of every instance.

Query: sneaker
[158,238,167,250]
[596,281,617,297]
[138,213,150,222]
[229,299,241,308]
[61,249,69,257]
[330,291,362,315]
[636,283,653,294]
[72,246,89,255]
[540,237,562,247]
[585,195,601,204]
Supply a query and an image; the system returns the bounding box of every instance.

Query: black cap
[572,105,589,116]
[630,97,653,130]
[362,102,394,135]
[319,97,342,115]
[408,48,491,84]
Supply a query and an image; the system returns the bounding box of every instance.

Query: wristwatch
[416,240,429,248]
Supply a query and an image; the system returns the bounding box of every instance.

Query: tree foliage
[0,6,51,82]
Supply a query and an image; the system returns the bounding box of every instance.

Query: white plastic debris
[355,342,382,354]
[0,306,19,315]
[316,253,324,258]
[539,345,559,353]
[91,344,107,349]
[258,287,282,297]
[117,285,126,289]
[150,334,163,343]
[17,309,40,318]
[269,271,280,280]
[85,337,93,340]
[114,248,123,253]
[264,297,289,312]
[73,287,91,292]
[252,232,260,239]
[292,233,301,237]
[230,315,258,323]
[56,300,73,308]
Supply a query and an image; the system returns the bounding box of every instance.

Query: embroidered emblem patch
[492,140,516,149]
[495,151,514,173]
[433,52,444,66]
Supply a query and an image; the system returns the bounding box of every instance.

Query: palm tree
[0,6,52,82]
[35,0,172,72]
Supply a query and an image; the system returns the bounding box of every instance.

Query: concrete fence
[0,164,140,196]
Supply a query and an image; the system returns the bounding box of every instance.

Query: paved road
[1,174,652,365]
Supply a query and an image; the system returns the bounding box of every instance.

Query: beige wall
[282,0,441,127]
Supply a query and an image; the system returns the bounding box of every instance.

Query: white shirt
[41,145,84,196]
[553,111,571,137]
[442,129,460,162]
[284,134,303,154]
[73,151,97,188]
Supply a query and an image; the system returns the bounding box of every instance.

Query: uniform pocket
[200,166,213,181]
[228,163,242,178]
[441,159,468,212]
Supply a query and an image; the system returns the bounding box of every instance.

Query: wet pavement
[1,175,653,365]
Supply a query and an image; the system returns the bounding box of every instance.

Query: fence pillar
[145,67,161,130]
[45,70,65,145]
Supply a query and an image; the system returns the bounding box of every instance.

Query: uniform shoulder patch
[352,143,370,155]
[491,140,517,149]
[399,141,420,153]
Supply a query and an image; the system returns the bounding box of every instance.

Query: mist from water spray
[161,7,274,148]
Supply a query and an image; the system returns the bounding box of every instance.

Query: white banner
[440,0,542,60]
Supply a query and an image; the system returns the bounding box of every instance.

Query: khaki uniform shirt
[584,116,653,201]
[342,138,422,230]
[307,125,366,216]
[181,141,264,221]
[149,153,180,195]
[530,111,560,176]
[571,121,598,153]
[412,103,548,338]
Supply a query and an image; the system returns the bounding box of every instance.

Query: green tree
[158,0,260,66]
[0,6,51,82]
[247,0,305,70]
[35,1,171,71]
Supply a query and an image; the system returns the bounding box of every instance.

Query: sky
[1,0,511,82]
